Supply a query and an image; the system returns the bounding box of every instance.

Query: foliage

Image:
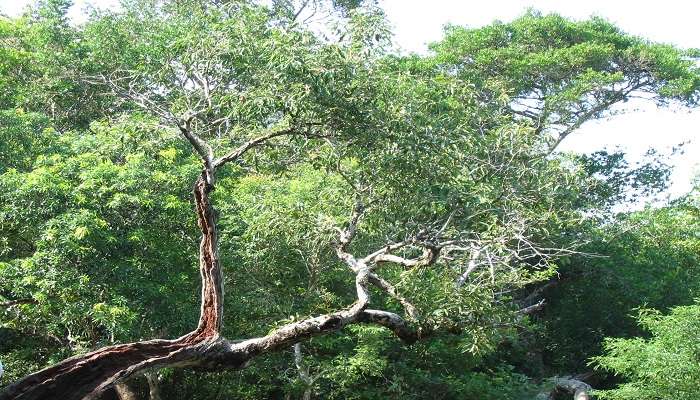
[0,116,202,381]
[0,0,699,398]
[538,192,700,372]
[592,301,700,400]
[430,11,700,148]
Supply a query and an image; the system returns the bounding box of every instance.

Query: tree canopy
[1,1,699,399]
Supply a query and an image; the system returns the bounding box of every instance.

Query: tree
[534,190,700,373]
[1,1,699,399]
[430,10,700,151]
[591,300,700,400]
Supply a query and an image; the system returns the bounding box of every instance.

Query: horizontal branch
[207,307,425,369]
[1,274,444,400]
[357,309,421,343]
[372,246,440,269]
[361,241,409,264]
[517,299,546,315]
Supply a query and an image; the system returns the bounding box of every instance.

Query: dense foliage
[1,1,699,399]
[539,193,700,373]
[592,298,700,399]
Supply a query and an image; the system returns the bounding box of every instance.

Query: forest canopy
[1,1,699,399]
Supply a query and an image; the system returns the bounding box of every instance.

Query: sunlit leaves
[592,302,700,400]
[1,2,699,398]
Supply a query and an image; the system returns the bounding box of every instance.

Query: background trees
[592,298,700,400]
[1,1,699,399]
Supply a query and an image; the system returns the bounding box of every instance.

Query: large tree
[1,1,699,399]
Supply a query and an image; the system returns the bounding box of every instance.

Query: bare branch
[361,241,409,264]
[367,273,420,320]
[435,209,457,238]
[547,83,644,154]
[372,246,441,269]
[335,201,365,272]
[292,342,315,400]
[179,118,215,184]
[332,203,422,321]
[517,299,546,315]
[455,245,483,288]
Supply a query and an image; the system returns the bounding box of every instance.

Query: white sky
[2,0,699,199]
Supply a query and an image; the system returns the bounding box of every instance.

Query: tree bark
[113,382,138,400]
[293,343,314,400]
[144,373,161,400]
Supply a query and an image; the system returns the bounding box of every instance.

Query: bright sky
[2,0,699,200]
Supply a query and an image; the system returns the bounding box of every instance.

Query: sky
[2,0,699,200]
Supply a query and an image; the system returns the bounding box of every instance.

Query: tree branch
[292,343,315,400]
[371,246,441,269]
[179,119,215,185]
[547,83,644,154]
[357,309,422,343]
[213,127,311,168]
[455,245,483,287]
[367,273,420,320]
[335,201,365,272]
[517,299,546,315]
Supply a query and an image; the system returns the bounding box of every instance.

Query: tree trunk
[0,174,223,400]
